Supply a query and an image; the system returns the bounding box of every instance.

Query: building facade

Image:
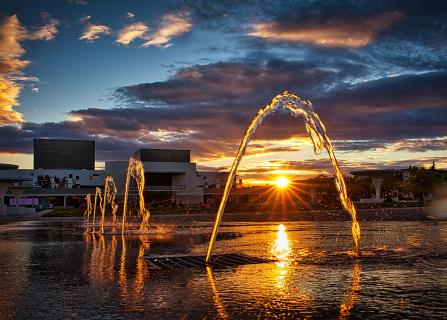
[1,141,222,214]
[34,138,95,170]
[106,148,204,205]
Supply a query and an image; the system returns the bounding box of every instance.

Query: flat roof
[34,138,95,143]
[0,164,19,170]
[0,177,32,183]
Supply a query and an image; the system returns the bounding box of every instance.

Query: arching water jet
[206,91,361,263]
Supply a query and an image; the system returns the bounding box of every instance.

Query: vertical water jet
[84,194,92,232]
[121,157,150,234]
[100,176,118,234]
[92,187,103,233]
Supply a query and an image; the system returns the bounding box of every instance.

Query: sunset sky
[1,0,446,184]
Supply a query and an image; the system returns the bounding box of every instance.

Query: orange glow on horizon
[274,176,290,189]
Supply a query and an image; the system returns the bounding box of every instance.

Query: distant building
[106,148,203,205]
[199,171,230,189]
[350,169,413,203]
[34,138,95,170]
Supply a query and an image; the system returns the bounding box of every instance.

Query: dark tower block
[34,139,95,169]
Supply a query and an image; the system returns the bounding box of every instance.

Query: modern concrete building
[1,140,228,213]
[107,148,203,205]
[1,139,103,213]
[0,167,105,210]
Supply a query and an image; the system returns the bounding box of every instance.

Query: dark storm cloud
[111,62,447,142]
[314,71,447,140]
[115,58,354,105]
[2,55,446,162]
[87,57,365,143]
[63,65,447,159]
[0,126,34,153]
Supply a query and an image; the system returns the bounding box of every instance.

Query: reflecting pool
[0,219,446,319]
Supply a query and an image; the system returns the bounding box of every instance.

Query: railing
[130,185,187,192]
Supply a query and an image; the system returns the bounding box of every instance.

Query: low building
[1,143,213,212]
[106,148,204,205]
[1,139,102,212]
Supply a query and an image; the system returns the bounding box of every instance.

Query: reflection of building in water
[338,262,361,320]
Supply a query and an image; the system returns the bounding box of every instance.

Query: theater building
[106,148,204,205]
[0,139,220,214]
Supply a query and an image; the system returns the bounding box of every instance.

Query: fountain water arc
[205,91,361,263]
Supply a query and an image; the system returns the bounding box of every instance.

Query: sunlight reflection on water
[0,220,446,319]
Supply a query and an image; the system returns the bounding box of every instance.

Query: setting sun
[274,176,290,188]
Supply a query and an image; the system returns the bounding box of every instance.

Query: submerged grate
[145,253,273,269]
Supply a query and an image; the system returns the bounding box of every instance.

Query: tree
[404,166,446,201]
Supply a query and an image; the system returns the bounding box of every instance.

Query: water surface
[0,219,446,319]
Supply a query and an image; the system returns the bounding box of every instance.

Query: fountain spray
[206,91,361,263]
[100,176,118,234]
[84,194,92,232]
[92,187,103,233]
[121,157,150,234]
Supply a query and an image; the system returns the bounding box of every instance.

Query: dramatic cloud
[116,22,149,45]
[248,12,401,47]
[3,48,443,164]
[116,58,352,106]
[143,13,191,47]
[0,14,59,125]
[79,23,111,42]
[391,137,447,153]
[111,60,447,145]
